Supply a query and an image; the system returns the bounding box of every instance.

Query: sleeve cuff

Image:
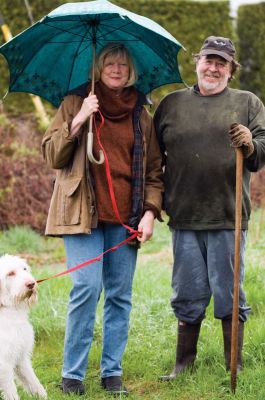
[143,203,163,222]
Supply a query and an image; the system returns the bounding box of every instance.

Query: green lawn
[1,209,265,399]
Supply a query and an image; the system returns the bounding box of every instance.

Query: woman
[42,43,163,396]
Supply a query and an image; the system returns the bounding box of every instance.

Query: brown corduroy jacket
[42,93,163,236]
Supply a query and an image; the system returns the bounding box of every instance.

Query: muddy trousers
[170,230,251,323]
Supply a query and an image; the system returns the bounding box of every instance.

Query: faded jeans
[62,224,137,381]
[170,230,251,324]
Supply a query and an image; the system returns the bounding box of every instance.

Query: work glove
[229,123,254,158]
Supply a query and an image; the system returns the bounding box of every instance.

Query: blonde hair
[94,43,137,87]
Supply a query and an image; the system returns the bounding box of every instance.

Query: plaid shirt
[129,102,144,230]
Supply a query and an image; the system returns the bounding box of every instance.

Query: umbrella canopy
[0,0,185,108]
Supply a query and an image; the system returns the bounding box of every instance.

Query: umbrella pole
[230,148,243,394]
[87,41,104,164]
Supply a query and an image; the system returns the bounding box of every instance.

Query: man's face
[196,55,232,95]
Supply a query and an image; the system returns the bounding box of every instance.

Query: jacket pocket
[56,177,82,226]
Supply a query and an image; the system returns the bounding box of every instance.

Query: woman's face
[100,55,130,92]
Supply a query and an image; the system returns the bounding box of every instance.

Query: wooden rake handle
[231,148,243,393]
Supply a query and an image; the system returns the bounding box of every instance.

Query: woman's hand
[137,210,155,243]
[71,94,99,137]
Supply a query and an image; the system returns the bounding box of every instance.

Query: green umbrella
[0,0,185,163]
[0,0,184,107]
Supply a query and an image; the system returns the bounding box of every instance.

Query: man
[154,36,265,379]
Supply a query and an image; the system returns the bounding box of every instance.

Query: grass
[1,209,265,399]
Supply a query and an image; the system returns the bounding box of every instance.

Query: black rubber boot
[222,319,244,372]
[160,320,201,381]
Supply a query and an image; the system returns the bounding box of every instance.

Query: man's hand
[137,210,155,243]
[229,123,254,158]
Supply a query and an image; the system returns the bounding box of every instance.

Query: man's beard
[198,72,229,93]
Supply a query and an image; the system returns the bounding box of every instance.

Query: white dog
[0,254,47,400]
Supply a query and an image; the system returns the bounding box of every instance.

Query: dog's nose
[25,280,36,290]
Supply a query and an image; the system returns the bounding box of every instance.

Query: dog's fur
[0,254,47,400]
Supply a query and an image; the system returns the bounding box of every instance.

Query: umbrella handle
[86,41,104,165]
[230,147,243,394]
[87,128,104,165]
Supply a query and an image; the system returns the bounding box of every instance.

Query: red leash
[94,110,136,233]
[37,231,138,283]
[37,111,140,284]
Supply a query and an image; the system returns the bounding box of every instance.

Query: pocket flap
[58,177,82,197]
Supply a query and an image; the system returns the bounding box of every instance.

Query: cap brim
[200,49,233,62]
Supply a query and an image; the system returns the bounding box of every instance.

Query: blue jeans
[62,224,137,381]
[170,230,251,324]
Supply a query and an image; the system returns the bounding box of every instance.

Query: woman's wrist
[144,209,155,218]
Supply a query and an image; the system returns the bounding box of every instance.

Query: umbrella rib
[65,18,93,92]
[43,21,94,40]
[43,14,119,41]
[95,20,137,41]
[8,21,93,89]
[95,20,180,72]
[43,19,180,72]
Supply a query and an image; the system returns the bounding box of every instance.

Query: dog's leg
[15,358,47,399]
[0,367,20,400]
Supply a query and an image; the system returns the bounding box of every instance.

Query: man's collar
[193,84,228,96]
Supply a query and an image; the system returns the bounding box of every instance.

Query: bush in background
[238,2,265,104]
[0,113,54,232]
